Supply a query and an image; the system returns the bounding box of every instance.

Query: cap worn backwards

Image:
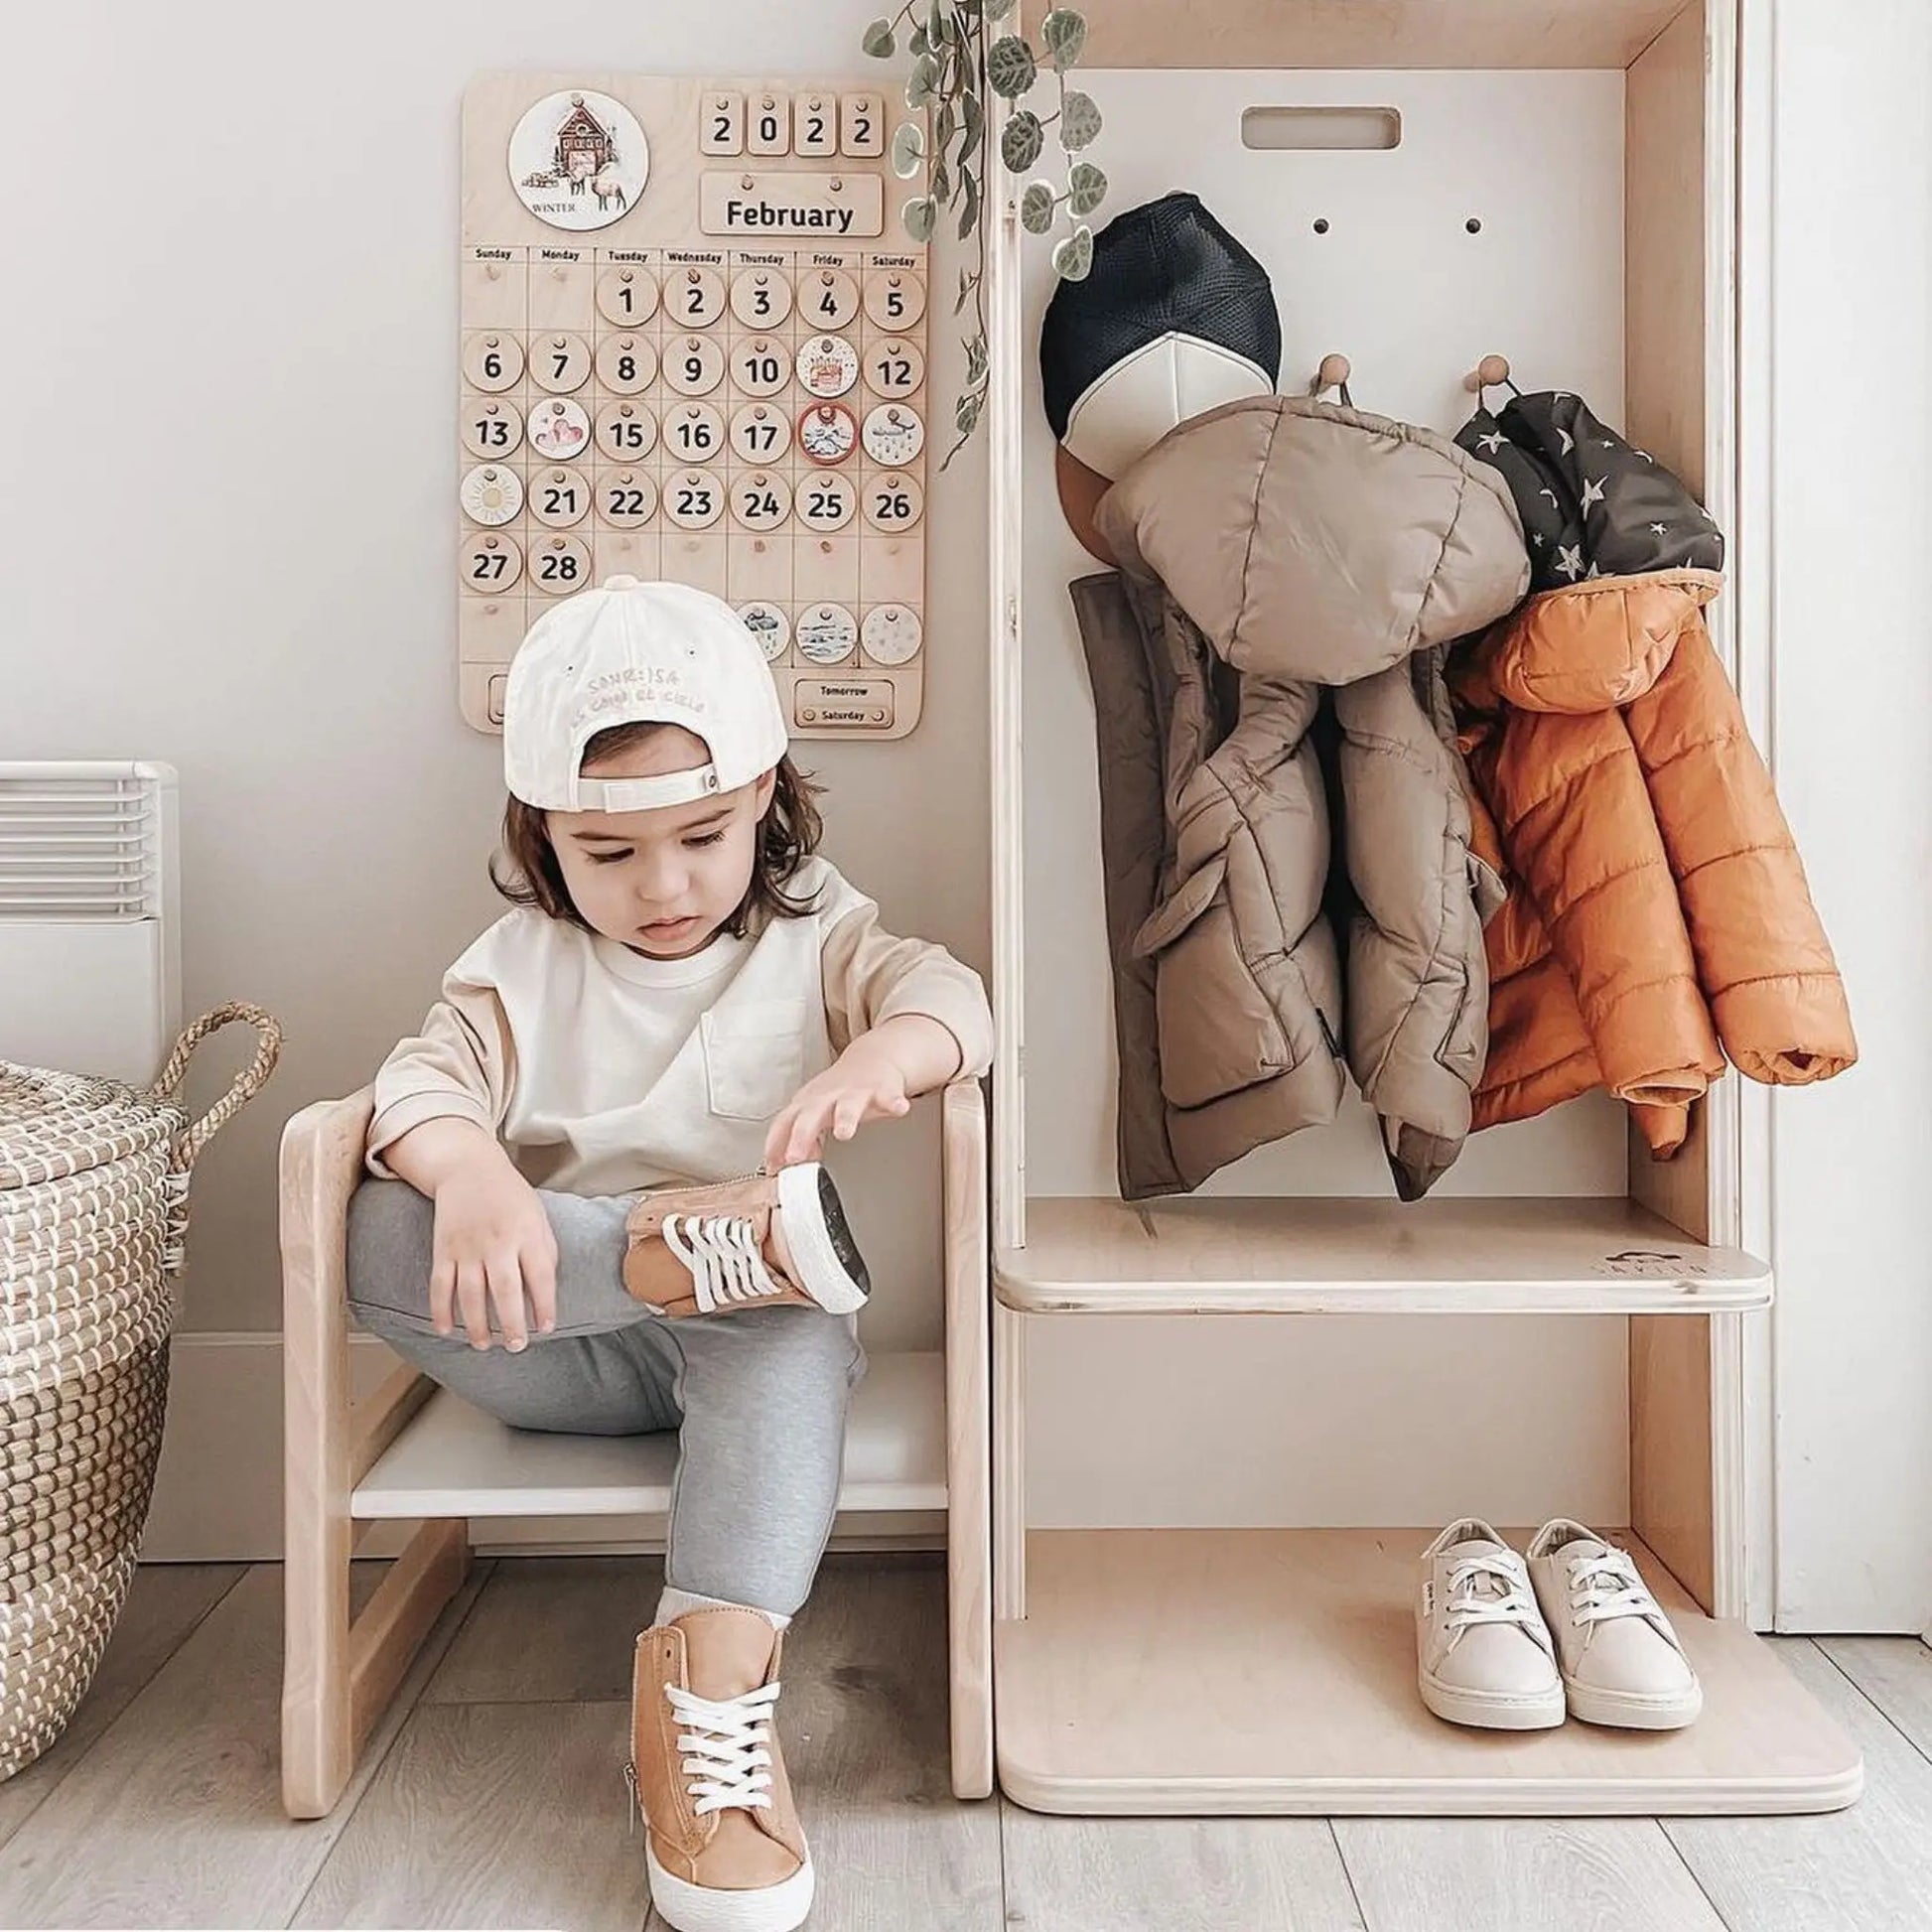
[501,578,789,814]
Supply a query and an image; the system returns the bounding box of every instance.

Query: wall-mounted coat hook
[1311,353,1354,407]
[1465,352,1520,397]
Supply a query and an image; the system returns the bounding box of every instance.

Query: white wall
[0,2,989,1361]
[1765,0,1932,1630]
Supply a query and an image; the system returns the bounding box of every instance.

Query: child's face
[548,726,775,959]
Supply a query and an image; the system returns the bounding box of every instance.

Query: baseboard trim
[142,1331,943,1562]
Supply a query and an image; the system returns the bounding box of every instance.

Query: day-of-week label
[470,245,524,261]
[665,247,728,266]
[732,249,787,267]
[809,249,859,268]
[598,246,657,264]
[700,172,884,239]
[538,245,587,263]
[868,252,920,269]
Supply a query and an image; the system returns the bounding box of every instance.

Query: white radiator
[0,761,182,1083]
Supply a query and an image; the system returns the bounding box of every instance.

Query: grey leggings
[345,1179,866,1617]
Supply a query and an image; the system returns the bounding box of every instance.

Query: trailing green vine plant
[862,0,1106,465]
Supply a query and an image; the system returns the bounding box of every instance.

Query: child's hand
[428,1156,559,1350]
[764,1035,911,1169]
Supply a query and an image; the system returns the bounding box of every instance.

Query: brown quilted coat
[1452,567,1857,1153]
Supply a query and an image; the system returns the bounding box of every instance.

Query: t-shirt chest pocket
[699,1000,811,1122]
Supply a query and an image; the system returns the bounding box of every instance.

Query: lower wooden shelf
[996,1528,1862,1816]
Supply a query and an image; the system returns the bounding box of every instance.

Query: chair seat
[351,1347,946,1519]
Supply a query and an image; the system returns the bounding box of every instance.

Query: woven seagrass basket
[0,1003,281,1780]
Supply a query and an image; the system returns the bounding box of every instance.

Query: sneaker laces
[664,1679,782,1816]
[1565,1546,1664,1628]
[662,1213,783,1312]
[1446,1552,1542,1638]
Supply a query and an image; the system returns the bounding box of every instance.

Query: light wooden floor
[3,1554,1931,1930]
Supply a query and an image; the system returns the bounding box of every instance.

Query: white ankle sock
[655,1584,792,1632]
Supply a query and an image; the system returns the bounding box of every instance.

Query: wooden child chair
[277,1078,991,1819]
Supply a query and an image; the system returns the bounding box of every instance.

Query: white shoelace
[662,1213,783,1312]
[1445,1552,1544,1639]
[1565,1547,1663,1628]
[665,1680,781,1816]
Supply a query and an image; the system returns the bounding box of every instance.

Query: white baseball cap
[502,577,789,812]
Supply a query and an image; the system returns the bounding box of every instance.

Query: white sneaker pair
[1416,1517,1703,1731]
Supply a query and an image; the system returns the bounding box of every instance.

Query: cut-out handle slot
[1240,106,1401,152]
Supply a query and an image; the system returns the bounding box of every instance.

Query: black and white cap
[1040,191,1281,483]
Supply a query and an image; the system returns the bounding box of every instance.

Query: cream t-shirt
[366,856,993,1194]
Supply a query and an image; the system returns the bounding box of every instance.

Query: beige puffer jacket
[1077,395,1528,1198]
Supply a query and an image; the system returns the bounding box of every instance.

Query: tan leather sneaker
[626,1606,813,1932]
[622,1162,870,1317]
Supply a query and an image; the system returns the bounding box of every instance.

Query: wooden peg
[1466,353,1512,393]
[1312,353,1351,394]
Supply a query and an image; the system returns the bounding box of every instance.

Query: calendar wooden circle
[463,397,523,459]
[663,401,726,466]
[797,335,860,399]
[798,403,857,467]
[731,337,789,399]
[664,469,725,530]
[796,603,859,664]
[796,472,857,532]
[863,403,925,467]
[731,402,791,464]
[731,269,793,329]
[508,89,649,232]
[664,335,727,397]
[529,333,594,394]
[597,266,659,327]
[461,464,523,526]
[864,270,926,332]
[528,397,592,460]
[862,602,923,664]
[800,268,860,332]
[595,335,658,394]
[731,472,792,531]
[668,266,727,329]
[864,471,924,531]
[595,401,657,462]
[598,471,657,528]
[863,336,924,400]
[529,533,593,594]
[529,468,593,529]
[461,531,523,594]
[738,601,790,660]
[463,333,523,392]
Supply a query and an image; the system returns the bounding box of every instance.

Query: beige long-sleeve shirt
[367,856,993,1194]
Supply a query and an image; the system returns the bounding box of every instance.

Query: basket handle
[151,1002,285,1172]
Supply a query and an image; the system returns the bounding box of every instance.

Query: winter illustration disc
[507,90,648,232]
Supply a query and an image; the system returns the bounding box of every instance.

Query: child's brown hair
[490,721,824,938]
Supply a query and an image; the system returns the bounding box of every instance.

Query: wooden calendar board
[460,73,930,741]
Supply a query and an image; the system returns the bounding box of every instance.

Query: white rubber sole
[775,1162,868,1314]
[1419,1666,1567,1731]
[1565,1676,1704,1730]
[646,1840,815,1932]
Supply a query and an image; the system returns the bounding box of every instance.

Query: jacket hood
[1455,569,1725,717]
[1093,396,1530,686]
[1457,390,1725,588]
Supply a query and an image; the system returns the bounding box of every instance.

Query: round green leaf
[1040,8,1088,69]
[891,119,928,180]
[1051,222,1094,280]
[901,194,937,243]
[905,53,940,109]
[1060,88,1103,150]
[910,22,929,56]
[862,17,897,58]
[1000,108,1043,172]
[1067,159,1107,215]
[1020,180,1056,233]
[986,34,1037,98]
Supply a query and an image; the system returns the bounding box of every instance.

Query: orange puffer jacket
[1453,567,1856,1153]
